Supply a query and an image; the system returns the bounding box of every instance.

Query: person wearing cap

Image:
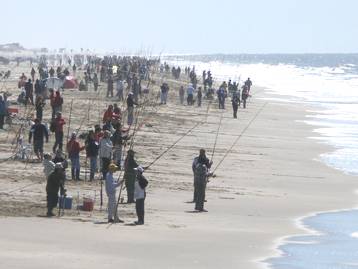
[123,149,138,203]
[29,118,49,161]
[67,132,85,181]
[46,162,65,217]
[99,130,113,180]
[126,92,138,125]
[134,166,148,225]
[52,112,66,153]
[105,163,124,223]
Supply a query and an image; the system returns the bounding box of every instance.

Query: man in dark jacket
[127,92,138,125]
[46,163,65,217]
[25,79,34,105]
[123,149,138,203]
[29,118,49,161]
[85,130,99,181]
[192,149,212,203]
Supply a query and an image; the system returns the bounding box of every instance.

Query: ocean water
[163,54,358,269]
[265,209,358,269]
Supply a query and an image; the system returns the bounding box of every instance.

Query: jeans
[53,131,63,153]
[107,193,116,220]
[113,146,122,167]
[70,156,80,180]
[89,156,97,180]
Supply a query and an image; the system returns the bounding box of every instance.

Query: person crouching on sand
[134,166,148,225]
[105,163,123,223]
[46,163,65,217]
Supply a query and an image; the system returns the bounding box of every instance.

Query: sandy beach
[0,63,357,269]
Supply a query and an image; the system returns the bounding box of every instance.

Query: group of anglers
[4,56,255,224]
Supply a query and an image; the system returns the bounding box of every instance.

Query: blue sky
[1,0,357,54]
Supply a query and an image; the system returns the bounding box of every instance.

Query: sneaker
[134,221,144,225]
[199,209,208,212]
[108,219,114,223]
[46,212,55,217]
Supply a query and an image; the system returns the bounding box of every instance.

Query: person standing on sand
[187,83,195,105]
[134,165,148,225]
[93,73,99,91]
[179,85,185,105]
[107,76,114,98]
[67,132,85,181]
[99,130,113,180]
[197,87,202,107]
[245,77,252,92]
[241,85,249,109]
[29,118,49,161]
[52,112,66,153]
[105,163,124,223]
[192,149,212,203]
[46,163,65,217]
[85,130,99,181]
[123,149,138,203]
[231,92,240,118]
[193,162,212,212]
[127,92,138,125]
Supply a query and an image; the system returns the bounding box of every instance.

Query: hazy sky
[1,0,357,54]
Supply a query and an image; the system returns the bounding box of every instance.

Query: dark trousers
[47,192,58,214]
[195,181,206,211]
[36,108,43,122]
[101,157,111,179]
[232,104,238,118]
[242,98,247,109]
[193,178,198,202]
[0,115,4,129]
[53,131,63,152]
[135,198,145,223]
[187,94,193,105]
[125,175,135,203]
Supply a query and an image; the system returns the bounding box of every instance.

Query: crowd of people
[1,54,254,224]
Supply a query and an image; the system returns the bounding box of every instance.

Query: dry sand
[0,63,357,268]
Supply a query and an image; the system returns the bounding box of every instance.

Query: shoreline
[257,87,358,268]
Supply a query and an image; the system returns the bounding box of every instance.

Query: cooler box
[83,198,94,211]
[58,196,73,209]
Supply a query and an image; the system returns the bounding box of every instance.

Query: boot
[90,172,94,181]
[71,168,75,180]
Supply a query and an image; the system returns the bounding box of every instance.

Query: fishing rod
[212,102,267,173]
[210,109,224,162]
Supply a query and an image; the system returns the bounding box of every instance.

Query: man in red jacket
[67,132,85,181]
[52,112,66,153]
[102,105,113,123]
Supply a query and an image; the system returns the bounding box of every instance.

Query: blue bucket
[58,196,73,210]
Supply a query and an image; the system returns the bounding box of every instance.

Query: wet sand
[0,63,357,268]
